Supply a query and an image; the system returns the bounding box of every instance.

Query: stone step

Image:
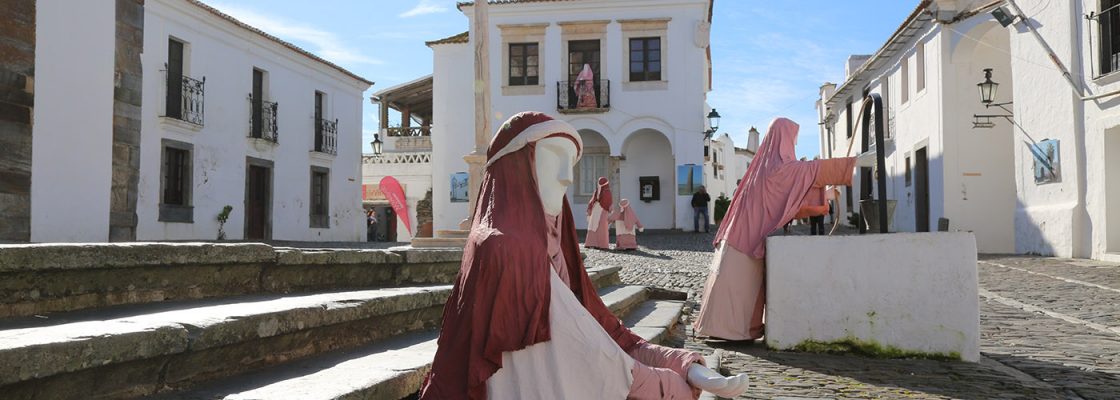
[154,290,686,400]
[0,285,452,400]
[409,237,468,248]
[622,299,687,345]
[434,229,470,239]
[600,285,651,318]
[0,243,462,318]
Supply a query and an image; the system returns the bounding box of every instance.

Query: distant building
[0,0,372,243]
[816,0,1120,260]
[426,0,717,231]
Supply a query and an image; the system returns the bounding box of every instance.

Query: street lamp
[370,134,383,155]
[705,109,721,138]
[977,68,999,105]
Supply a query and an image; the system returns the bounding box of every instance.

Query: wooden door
[915,147,931,232]
[245,165,271,240]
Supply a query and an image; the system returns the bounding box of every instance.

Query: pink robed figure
[421,111,744,400]
[611,199,644,251]
[574,63,597,108]
[585,176,613,250]
[693,117,856,341]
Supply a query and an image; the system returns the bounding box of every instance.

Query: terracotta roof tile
[186,0,373,86]
[426,31,470,47]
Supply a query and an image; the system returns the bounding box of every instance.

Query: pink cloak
[611,199,644,250]
[575,64,597,108]
[585,177,612,250]
[693,117,856,340]
[420,112,703,399]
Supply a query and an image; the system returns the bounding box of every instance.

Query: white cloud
[208,3,382,66]
[400,0,450,18]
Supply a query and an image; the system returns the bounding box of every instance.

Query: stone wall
[110,0,144,241]
[0,0,35,241]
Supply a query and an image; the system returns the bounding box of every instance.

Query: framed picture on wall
[1030,139,1060,185]
[677,164,704,196]
[639,176,660,202]
[450,172,469,202]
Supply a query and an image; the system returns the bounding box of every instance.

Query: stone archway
[571,129,612,230]
[620,129,675,229]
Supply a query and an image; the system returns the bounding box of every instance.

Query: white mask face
[534,137,578,215]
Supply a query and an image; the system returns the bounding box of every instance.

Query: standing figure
[585,176,613,250]
[694,118,856,341]
[575,63,597,108]
[611,199,644,251]
[420,112,748,400]
[691,186,711,233]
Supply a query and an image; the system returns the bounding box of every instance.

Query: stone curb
[0,242,276,272]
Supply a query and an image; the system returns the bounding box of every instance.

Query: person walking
[691,186,711,233]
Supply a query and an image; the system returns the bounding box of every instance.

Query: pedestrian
[691,186,711,233]
[366,209,378,242]
[610,199,644,251]
[585,177,613,250]
[694,117,856,341]
[420,111,749,399]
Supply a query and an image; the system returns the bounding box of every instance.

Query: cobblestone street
[584,230,1120,399]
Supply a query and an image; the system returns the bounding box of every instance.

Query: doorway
[245,160,272,240]
[915,147,931,232]
[1107,128,1120,252]
[567,39,601,109]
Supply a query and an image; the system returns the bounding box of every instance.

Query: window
[166,38,185,119]
[845,101,853,138]
[629,37,662,81]
[251,68,265,139]
[578,155,608,196]
[509,43,539,86]
[916,42,926,91]
[310,167,330,228]
[568,40,601,83]
[159,139,193,223]
[900,57,910,103]
[1101,0,1120,75]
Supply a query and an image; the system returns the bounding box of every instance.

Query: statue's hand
[686,364,749,397]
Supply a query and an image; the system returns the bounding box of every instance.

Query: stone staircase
[0,243,700,399]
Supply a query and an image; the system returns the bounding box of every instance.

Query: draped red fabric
[420,113,643,400]
[588,177,613,214]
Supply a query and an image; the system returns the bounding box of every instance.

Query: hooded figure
[575,63,598,108]
[611,199,644,251]
[693,118,856,341]
[585,176,613,250]
[421,112,736,400]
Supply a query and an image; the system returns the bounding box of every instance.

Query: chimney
[747,127,760,153]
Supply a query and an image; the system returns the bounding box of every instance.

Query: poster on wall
[677,164,704,196]
[450,172,469,202]
[1030,139,1061,185]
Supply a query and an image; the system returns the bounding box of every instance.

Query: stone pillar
[0,0,36,242]
[461,0,491,230]
[109,0,144,241]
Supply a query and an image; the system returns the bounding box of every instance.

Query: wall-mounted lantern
[370,134,384,155]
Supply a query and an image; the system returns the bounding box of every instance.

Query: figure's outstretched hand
[686,364,749,398]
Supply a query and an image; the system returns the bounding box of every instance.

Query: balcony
[248,94,278,143]
[164,73,205,126]
[315,118,338,155]
[385,126,431,137]
[557,79,610,114]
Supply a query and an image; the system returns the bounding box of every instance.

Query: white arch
[616,117,676,156]
[949,20,1005,64]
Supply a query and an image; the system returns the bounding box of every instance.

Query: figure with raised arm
[585,176,613,250]
[611,199,644,251]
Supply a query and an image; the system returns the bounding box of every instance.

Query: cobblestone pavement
[584,229,1120,399]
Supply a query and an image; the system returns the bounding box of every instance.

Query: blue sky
[208,1,917,159]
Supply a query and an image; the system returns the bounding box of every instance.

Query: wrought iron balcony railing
[248,94,278,143]
[557,79,610,113]
[385,126,431,137]
[315,118,338,155]
[164,73,205,126]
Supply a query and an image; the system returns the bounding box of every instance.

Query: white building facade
[817,0,1120,260]
[428,0,716,232]
[12,0,372,243]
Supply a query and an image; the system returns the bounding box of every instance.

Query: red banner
[379,176,411,235]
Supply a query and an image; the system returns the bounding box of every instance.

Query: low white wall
[765,232,980,362]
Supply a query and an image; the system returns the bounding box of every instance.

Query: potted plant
[216,205,233,240]
[713,194,732,227]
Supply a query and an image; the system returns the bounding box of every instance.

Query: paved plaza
[584,230,1120,399]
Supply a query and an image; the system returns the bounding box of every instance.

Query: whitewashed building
[705,129,756,202]
[817,0,1120,260]
[426,0,717,232]
[0,0,372,243]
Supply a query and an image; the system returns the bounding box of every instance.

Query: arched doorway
[570,129,612,230]
[620,129,674,229]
